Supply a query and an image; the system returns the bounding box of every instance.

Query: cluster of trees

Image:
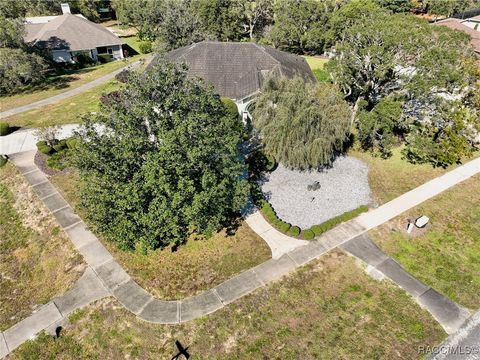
[327,0,479,166]
[73,63,249,250]
[112,0,479,53]
[0,2,47,95]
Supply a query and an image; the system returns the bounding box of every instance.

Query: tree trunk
[350,97,363,126]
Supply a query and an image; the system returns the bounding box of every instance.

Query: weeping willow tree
[252,76,352,169]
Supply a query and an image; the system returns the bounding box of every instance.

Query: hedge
[308,205,369,236]
[257,193,368,240]
[0,122,9,136]
[287,226,300,237]
[302,229,315,240]
[52,139,67,152]
[0,156,7,167]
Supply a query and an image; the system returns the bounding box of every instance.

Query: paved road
[0,58,147,119]
[428,310,480,360]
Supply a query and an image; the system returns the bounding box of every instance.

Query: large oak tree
[73,62,249,250]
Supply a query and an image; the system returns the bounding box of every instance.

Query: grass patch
[0,56,143,112]
[350,146,479,204]
[304,55,330,82]
[3,80,120,128]
[0,164,84,330]
[50,171,271,299]
[12,252,445,359]
[369,174,480,309]
[122,35,142,54]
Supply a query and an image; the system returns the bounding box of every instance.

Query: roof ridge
[251,42,281,66]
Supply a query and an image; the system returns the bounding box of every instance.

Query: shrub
[66,138,78,150]
[115,70,131,83]
[0,122,9,136]
[47,150,68,170]
[53,139,67,152]
[0,156,7,167]
[303,229,315,240]
[265,154,277,172]
[97,54,112,63]
[277,221,291,233]
[310,205,369,236]
[287,226,300,237]
[138,41,153,54]
[36,140,53,155]
[221,97,238,120]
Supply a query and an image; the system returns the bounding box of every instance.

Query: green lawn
[12,251,445,359]
[304,55,330,82]
[0,55,143,112]
[369,174,480,309]
[3,80,120,128]
[50,171,272,300]
[0,164,84,331]
[122,35,142,54]
[350,146,479,205]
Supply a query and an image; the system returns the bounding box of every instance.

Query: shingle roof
[433,18,480,54]
[150,41,316,100]
[25,13,123,51]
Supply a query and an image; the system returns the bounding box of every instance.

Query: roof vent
[61,3,71,14]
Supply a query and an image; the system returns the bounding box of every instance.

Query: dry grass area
[369,175,480,309]
[50,171,271,299]
[0,164,85,331]
[350,147,479,204]
[13,251,445,359]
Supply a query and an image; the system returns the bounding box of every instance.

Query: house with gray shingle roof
[25,13,124,63]
[150,41,316,117]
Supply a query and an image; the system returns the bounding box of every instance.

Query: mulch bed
[34,151,71,177]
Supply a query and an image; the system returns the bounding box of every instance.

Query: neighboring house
[433,18,480,55]
[25,12,123,63]
[149,41,316,118]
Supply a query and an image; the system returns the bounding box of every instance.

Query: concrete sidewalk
[341,235,471,334]
[0,58,146,119]
[0,125,79,155]
[1,150,479,358]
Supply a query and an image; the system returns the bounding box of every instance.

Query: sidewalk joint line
[31,179,49,187]
[212,288,224,305]
[22,168,40,176]
[40,191,59,200]
[62,220,83,231]
[52,205,70,214]
[137,297,154,315]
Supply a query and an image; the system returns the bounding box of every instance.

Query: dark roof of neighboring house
[150,41,316,100]
[433,18,480,54]
[25,13,123,51]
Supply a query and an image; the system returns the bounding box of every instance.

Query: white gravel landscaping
[260,156,372,229]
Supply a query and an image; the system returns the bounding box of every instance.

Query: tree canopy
[72,62,249,250]
[0,5,47,95]
[326,4,479,165]
[252,76,352,169]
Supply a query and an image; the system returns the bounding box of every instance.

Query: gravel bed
[260,156,372,229]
